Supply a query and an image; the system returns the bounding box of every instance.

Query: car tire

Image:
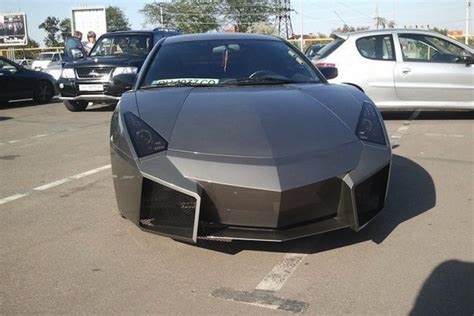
[33,81,54,103]
[64,100,88,112]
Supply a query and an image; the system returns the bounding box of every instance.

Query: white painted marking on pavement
[31,133,50,139]
[0,165,111,205]
[33,179,70,191]
[7,140,22,144]
[255,253,308,292]
[0,193,30,205]
[390,110,421,144]
[424,133,465,138]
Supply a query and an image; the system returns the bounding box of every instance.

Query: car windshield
[141,39,321,88]
[38,53,54,60]
[90,34,152,57]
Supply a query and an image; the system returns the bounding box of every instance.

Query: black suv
[57,28,181,111]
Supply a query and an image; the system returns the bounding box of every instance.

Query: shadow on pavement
[382,110,474,121]
[196,154,436,255]
[410,260,474,315]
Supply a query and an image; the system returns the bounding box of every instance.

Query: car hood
[31,60,50,68]
[137,85,360,159]
[66,55,145,68]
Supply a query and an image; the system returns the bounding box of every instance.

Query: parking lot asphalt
[1,100,473,315]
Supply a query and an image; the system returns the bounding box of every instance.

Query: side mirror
[319,66,338,80]
[71,48,84,59]
[458,55,473,66]
[113,73,136,91]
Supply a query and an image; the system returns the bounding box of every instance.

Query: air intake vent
[139,178,197,239]
[354,165,390,227]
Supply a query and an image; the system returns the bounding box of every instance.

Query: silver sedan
[313,29,474,109]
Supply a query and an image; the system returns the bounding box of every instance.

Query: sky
[1,0,472,47]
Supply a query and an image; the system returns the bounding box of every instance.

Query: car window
[0,59,18,74]
[356,35,395,61]
[305,45,324,59]
[52,54,60,62]
[38,53,54,60]
[313,38,345,59]
[90,34,152,57]
[398,34,471,63]
[141,39,321,88]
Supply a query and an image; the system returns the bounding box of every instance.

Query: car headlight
[113,67,138,77]
[61,68,75,79]
[123,112,168,157]
[356,101,387,145]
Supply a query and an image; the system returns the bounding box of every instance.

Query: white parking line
[390,110,421,142]
[0,164,111,205]
[256,253,308,292]
[424,133,465,138]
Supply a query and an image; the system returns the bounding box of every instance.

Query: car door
[0,58,35,100]
[350,33,398,105]
[394,32,474,105]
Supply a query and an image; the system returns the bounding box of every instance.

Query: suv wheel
[64,100,88,112]
[33,81,54,103]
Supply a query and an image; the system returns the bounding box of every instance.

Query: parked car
[57,28,181,112]
[110,33,391,243]
[313,29,474,109]
[0,56,56,104]
[305,43,326,59]
[15,58,33,69]
[31,52,64,71]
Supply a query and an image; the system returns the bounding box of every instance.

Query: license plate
[79,84,103,92]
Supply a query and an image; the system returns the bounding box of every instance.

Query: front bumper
[111,139,391,243]
[57,77,124,102]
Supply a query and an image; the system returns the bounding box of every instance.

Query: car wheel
[33,81,54,103]
[63,100,88,112]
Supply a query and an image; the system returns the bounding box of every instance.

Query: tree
[141,0,219,33]
[14,38,39,60]
[59,18,71,43]
[106,6,131,31]
[431,27,448,36]
[39,16,61,47]
[246,22,277,36]
[332,25,369,34]
[224,0,276,33]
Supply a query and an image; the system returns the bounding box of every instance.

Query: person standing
[84,31,96,53]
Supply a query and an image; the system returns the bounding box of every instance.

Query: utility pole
[467,0,471,45]
[160,3,164,27]
[300,0,304,52]
[275,0,294,40]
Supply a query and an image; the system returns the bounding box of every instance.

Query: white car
[31,52,64,71]
[313,29,474,109]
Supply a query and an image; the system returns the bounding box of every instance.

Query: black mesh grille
[140,178,197,239]
[354,165,390,227]
[75,67,114,79]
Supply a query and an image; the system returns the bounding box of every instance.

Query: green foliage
[141,1,219,33]
[331,25,369,34]
[106,6,131,31]
[59,18,71,43]
[246,22,277,36]
[141,0,278,33]
[39,16,61,47]
[224,0,276,33]
[14,38,40,59]
[431,27,448,36]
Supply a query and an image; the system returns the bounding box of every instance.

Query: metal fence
[0,47,64,61]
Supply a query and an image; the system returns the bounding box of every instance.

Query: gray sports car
[110,33,392,243]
